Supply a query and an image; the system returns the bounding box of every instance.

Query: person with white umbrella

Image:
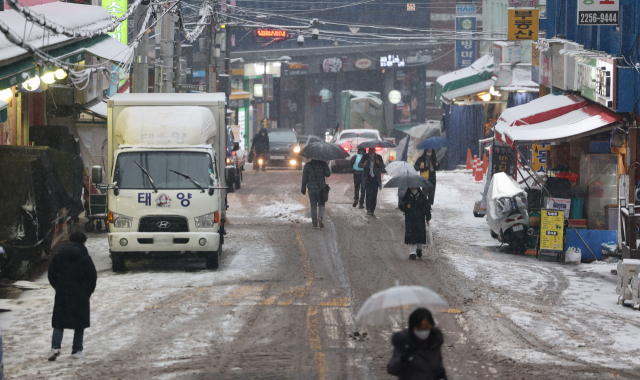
[387,308,447,380]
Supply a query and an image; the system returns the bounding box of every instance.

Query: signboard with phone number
[577,0,619,25]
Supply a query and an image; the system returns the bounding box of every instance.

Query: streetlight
[261,56,291,129]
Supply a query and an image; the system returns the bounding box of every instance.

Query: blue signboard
[456,4,476,16]
[455,17,476,69]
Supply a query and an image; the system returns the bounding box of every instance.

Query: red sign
[311,96,323,106]
[353,58,372,69]
[256,29,288,38]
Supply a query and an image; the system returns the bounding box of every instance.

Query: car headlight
[195,212,219,228]
[111,213,133,229]
[293,146,301,153]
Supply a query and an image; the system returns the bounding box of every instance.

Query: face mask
[413,329,430,340]
[426,150,432,156]
[411,189,418,195]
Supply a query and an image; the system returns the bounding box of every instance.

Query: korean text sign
[577,0,619,25]
[540,209,565,252]
[455,17,476,69]
[102,0,127,44]
[507,8,539,40]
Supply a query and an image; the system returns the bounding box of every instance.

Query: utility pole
[131,3,149,93]
[160,8,175,93]
[205,22,216,93]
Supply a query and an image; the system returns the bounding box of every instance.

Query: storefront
[494,94,625,261]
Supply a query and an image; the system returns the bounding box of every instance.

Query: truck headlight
[195,212,218,228]
[293,146,301,153]
[111,213,133,229]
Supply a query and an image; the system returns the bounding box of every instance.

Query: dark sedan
[266,129,302,169]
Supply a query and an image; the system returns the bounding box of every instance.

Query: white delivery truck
[93,93,228,271]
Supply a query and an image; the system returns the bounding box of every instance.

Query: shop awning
[0,58,36,91]
[82,99,108,119]
[435,55,494,108]
[440,79,494,105]
[47,35,132,65]
[494,94,623,148]
[494,64,539,92]
[230,89,250,100]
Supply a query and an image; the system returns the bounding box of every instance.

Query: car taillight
[375,147,383,152]
[506,218,514,223]
[342,144,350,152]
[231,151,236,156]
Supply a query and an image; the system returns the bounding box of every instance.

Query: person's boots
[416,249,422,258]
[409,253,416,260]
[359,202,364,209]
[352,200,358,207]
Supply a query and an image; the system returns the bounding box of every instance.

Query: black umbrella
[384,173,433,189]
[299,142,349,161]
[357,140,397,149]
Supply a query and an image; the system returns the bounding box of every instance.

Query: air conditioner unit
[616,259,640,305]
[631,274,640,310]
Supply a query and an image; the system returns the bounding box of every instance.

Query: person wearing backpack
[349,147,367,208]
[301,159,331,228]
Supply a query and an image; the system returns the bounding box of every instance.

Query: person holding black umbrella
[358,147,386,216]
[414,149,438,205]
[399,187,431,260]
[349,147,367,208]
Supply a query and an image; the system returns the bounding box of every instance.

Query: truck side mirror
[208,187,215,196]
[91,165,102,184]
[232,142,240,151]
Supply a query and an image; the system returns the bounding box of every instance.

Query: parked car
[226,126,244,191]
[297,134,325,164]
[329,129,392,172]
[266,129,302,169]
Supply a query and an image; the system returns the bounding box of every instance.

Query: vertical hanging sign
[507,8,539,40]
[455,16,476,69]
[103,0,128,44]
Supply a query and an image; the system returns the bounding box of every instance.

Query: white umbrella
[356,285,449,326]
[385,161,417,177]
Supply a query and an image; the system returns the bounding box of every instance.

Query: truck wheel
[205,251,219,269]
[112,252,125,272]
[84,221,95,232]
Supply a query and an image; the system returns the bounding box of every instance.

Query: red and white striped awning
[494,95,622,148]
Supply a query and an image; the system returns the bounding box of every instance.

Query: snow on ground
[382,170,640,370]
[258,201,311,224]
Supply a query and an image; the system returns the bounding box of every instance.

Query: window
[114,151,214,190]
[268,131,297,143]
[339,132,378,141]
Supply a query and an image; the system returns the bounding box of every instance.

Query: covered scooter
[486,172,531,252]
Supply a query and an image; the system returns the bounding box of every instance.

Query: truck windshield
[268,131,297,143]
[114,151,214,190]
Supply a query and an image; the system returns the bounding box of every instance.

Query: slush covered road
[1,169,639,379]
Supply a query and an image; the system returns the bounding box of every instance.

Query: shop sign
[256,29,288,38]
[238,107,246,149]
[456,4,476,15]
[407,3,415,11]
[596,57,616,109]
[540,209,565,253]
[380,55,406,67]
[283,62,309,76]
[388,90,402,104]
[541,49,552,88]
[532,144,550,175]
[576,57,598,102]
[311,95,323,106]
[493,42,521,76]
[492,146,516,178]
[531,43,540,84]
[231,68,245,77]
[509,0,538,6]
[353,58,372,69]
[551,43,565,89]
[507,8,539,41]
[577,0,619,25]
[455,17,476,69]
[323,57,346,73]
[406,53,431,64]
[563,43,580,90]
[103,0,128,44]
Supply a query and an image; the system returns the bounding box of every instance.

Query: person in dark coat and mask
[250,127,270,172]
[387,308,447,380]
[48,232,97,361]
[399,187,431,260]
[301,159,331,228]
[414,149,438,205]
[358,147,386,216]
[349,147,366,209]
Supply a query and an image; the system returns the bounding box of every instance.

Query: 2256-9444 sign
[578,0,619,25]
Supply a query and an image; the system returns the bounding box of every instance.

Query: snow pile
[258,202,311,223]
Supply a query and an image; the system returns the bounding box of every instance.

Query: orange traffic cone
[466,149,472,170]
[475,158,484,181]
[482,153,488,174]
[472,155,478,176]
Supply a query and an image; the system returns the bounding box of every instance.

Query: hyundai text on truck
[96,93,228,271]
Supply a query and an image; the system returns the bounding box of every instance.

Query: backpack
[353,154,364,172]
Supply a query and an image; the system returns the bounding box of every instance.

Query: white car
[329,129,393,172]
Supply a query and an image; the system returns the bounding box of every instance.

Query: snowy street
[1,169,639,379]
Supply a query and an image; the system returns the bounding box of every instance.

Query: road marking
[314,352,327,380]
[297,231,314,287]
[307,306,322,349]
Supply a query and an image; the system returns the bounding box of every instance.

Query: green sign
[102,0,128,45]
[577,58,598,102]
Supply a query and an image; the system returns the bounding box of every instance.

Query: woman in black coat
[48,232,97,360]
[399,188,432,260]
[414,149,439,205]
[387,308,447,380]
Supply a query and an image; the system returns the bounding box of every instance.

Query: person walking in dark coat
[414,149,439,205]
[387,308,447,380]
[399,188,431,260]
[250,127,270,172]
[48,232,97,361]
[301,159,331,228]
[349,147,366,208]
[358,147,386,216]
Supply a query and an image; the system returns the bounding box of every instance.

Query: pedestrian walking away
[358,147,386,216]
[350,147,366,209]
[414,149,438,205]
[387,308,447,380]
[301,159,331,228]
[249,127,269,172]
[47,232,97,361]
[399,188,431,260]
